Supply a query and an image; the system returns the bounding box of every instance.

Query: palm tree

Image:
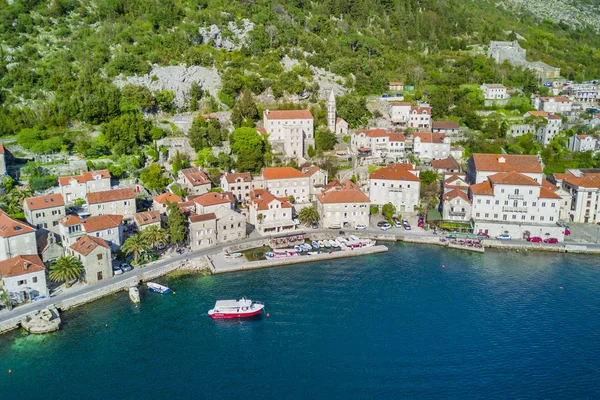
[298,206,320,226]
[141,226,168,249]
[121,233,148,264]
[49,256,84,288]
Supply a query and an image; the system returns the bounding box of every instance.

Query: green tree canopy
[166,201,187,244]
[140,162,169,192]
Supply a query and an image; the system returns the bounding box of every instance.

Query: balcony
[502,206,528,213]
[508,194,524,200]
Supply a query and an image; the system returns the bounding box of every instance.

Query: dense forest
[0,0,599,153]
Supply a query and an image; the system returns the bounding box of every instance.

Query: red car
[544,237,559,244]
[527,236,543,243]
[564,228,571,235]
[477,232,490,238]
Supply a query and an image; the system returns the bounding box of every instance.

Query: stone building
[23,193,65,234]
[59,169,111,204]
[69,235,112,284]
[87,188,137,220]
[189,213,217,251]
[220,172,253,204]
[0,211,37,260]
[0,255,48,303]
[263,109,314,158]
[368,163,421,213]
[177,168,212,195]
[316,181,370,229]
[261,167,310,203]
[134,210,162,231]
[214,206,247,244]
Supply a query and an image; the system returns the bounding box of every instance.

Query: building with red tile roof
[263,109,314,159]
[59,169,111,203]
[466,154,543,184]
[0,254,48,301]
[153,193,183,212]
[351,130,405,162]
[316,181,370,229]
[431,157,460,173]
[177,168,212,196]
[0,210,37,260]
[441,188,472,222]
[220,172,253,203]
[134,210,162,230]
[248,189,296,233]
[192,191,234,214]
[23,194,66,235]
[261,167,311,203]
[59,214,124,250]
[87,188,136,219]
[369,163,421,212]
[68,235,112,284]
[413,132,450,160]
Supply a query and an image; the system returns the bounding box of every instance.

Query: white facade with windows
[263,110,314,158]
[568,135,598,153]
[368,163,421,212]
[536,115,563,146]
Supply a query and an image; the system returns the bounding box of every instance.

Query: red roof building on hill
[261,167,311,203]
[0,254,48,299]
[431,157,460,173]
[23,193,66,235]
[467,154,543,184]
[68,235,112,284]
[87,188,136,219]
[192,191,234,214]
[134,210,162,229]
[59,169,111,203]
[369,163,421,212]
[316,180,370,229]
[248,189,296,233]
[177,168,212,196]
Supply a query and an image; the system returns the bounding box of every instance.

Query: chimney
[24,262,29,270]
[498,157,506,164]
[265,109,270,116]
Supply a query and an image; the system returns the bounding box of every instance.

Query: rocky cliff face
[502,0,600,32]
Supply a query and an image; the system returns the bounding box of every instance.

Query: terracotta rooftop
[414,132,446,144]
[369,163,420,182]
[539,187,562,199]
[59,169,110,186]
[576,135,596,140]
[431,157,459,171]
[470,181,493,196]
[70,235,110,256]
[193,192,234,207]
[488,171,540,186]
[316,182,370,204]
[256,128,268,135]
[264,109,313,120]
[564,174,600,189]
[83,215,123,232]
[180,168,211,186]
[24,193,65,211]
[153,193,182,204]
[0,211,36,237]
[301,165,322,177]
[0,143,4,154]
[527,111,549,118]
[389,81,404,85]
[443,189,471,203]
[540,96,570,103]
[444,174,467,185]
[223,172,252,184]
[411,106,431,113]
[87,188,135,204]
[262,167,307,180]
[59,214,84,227]
[355,129,388,138]
[541,179,558,191]
[389,133,405,142]
[249,189,292,211]
[189,213,217,223]
[433,121,460,130]
[471,154,542,174]
[134,210,161,226]
[0,255,45,278]
[547,114,562,120]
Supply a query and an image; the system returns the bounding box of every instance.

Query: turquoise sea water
[1,243,600,399]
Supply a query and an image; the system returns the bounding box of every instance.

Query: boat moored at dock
[208,298,265,319]
[147,282,171,294]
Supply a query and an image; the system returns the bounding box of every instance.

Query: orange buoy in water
[8,369,12,375]
[266,313,270,317]
[442,265,445,269]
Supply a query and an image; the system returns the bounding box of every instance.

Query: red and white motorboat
[208,298,265,319]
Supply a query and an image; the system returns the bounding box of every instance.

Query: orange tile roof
[262,167,307,180]
[488,171,540,186]
[193,192,234,207]
[564,174,600,189]
[59,214,84,227]
[541,179,558,191]
[153,193,182,204]
[411,106,431,113]
[316,184,370,204]
[180,168,211,186]
[264,109,313,120]
[70,235,110,256]
[432,121,460,130]
[369,163,420,182]
[539,187,562,199]
[389,81,404,86]
[249,189,292,211]
[431,158,459,170]
[355,129,388,138]
[301,165,321,176]
[0,255,45,278]
[443,189,471,203]
[0,143,4,154]
[547,114,562,120]
[256,128,268,135]
[414,132,446,144]
[389,133,405,142]
[471,154,542,173]
[540,96,570,103]
[444,174,467,184]
[0,211,36,237]
[24,193,65,211]
[576,135,595,140]
[59,170,110,186]
[189,213,217,223]
[527,111,549,118]
[83,215,123,232]
[87,188,135,204]
[223,172,252,184]
[470,181,493,196]
[134,210,161,226]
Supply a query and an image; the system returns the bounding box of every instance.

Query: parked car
[477,232,490,238]
[120,263,133,272]
[402,219,411,230]
[495,234,512,240]
[527,236,543,243]
[377,221,388,227]
[311,222,319,229]
[380,223,392,231]
[355,224,367,230]
[544,237,559,244]
[112,265,123,276]
[392,217,402,228]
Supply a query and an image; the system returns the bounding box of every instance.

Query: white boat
[129,287,140,303]
[307,251,319,255]
[336,237,348,244]
[208,298,264,319]
[330,240,340,248]
[318,240,324,247]
[312,241,319,249]
[265,248,299,259]
[348,235,359,242]
[323,240,331,248]
[225,252,243,259]
[147,282,171,294]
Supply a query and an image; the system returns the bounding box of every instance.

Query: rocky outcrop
[198,19,254,51]
[502,0,600,32]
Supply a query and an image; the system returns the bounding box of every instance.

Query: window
[521,215,526,220]
[485,213,489,218]
[523,201,527,206]
[495,200,499,205]
[476,213,480,217]
[550,217,554,221]
[486,200,490,205]
[514,189,519,195]
[532,202,536,207]
[97,254,103,260]
[503,215,507,220]
[18,280,26,286]
[477,199,481,204]
[540,216,544,221]
[531,216,535,221]
[33,277,38,283]
[494,214,498,219]
[541,202,546,207]
[551,203,555,208]
[504,201,509,205]
[512,215,516,219]
[97,272,103,281]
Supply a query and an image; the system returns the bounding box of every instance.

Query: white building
[301,165,328,196]
[389,82,404,91]
[220,172,253,204]
[0,255,48,303]
[177,168,212,195]
[408,106,432,130]
[261,167,310,203]
[466,154,544,184]
[412,132,450,160]
[152,193,182,213]
[192,192,235,215]
[134,210,162,231]
[59,214,123,250]
[0,211,37,260]
[470,171,564,240]
[561,170,600,223]
[389,102,412,124]
[481,84,509,106]
[68,235,112,284]
[568,135,598,153]
[23,193,65,234]
[368,163,421,212]
[350,130,405,161]
[443,173,470,194]
[532,96,572,113]
[87,188,136,220]
[263,109,314,158]
[535,114,562,146]
[441,189,472,222]
[189,213,217,251]
[564,84,597,103]
[316,180,370,229]
[432,121,461,136]
[248,189,296,234]
[335,118,349,136]
[58,169,111,204]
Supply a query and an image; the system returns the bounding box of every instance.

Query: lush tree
[230,127,267,172]
[231,89,258,127]
[155,90,174,112]
[141,225,168,250]
[29,175,57,192]
[166,201,187,244]
[420,170,439,186]
[120,84,156,113]
[298,205,320,226]
[140,163,169,192]
[100,113,153,155]
[197,147,218,168]
[49,256,84,288]
[337,94,372,128]
[315,127,338,152]
[188,81,203,111]
[121,234,148,264]
[382,203,396,219]
[171,151,190,175]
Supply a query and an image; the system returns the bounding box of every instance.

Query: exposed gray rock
[501,0,600,32]
[198,19,254,51]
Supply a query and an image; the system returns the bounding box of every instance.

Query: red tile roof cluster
[0,255,45,278]
[59,170,110,186]
[576,135,596,140]
[431,157,459,170]
[264,109,313,120]
[527,111,549,118]
[180,168,211,186]
[539,187,562,199]
[256,128,268,135]
[87,188,135,204]
[355,129,388,137]
[223,172,252,184]
[540,96,570,103]
[70,235,110,256]
[443,189,471,203]
[390,102,411,107]
[153,193,182,204]
[488,171,540,186]
[193,192,234,207]
[134,210,161,226]
[564,174,600,189]
[369,163,420,182]
[471,154,542,173]
[469,181,493,196]
[414,132,446,144]
[432,121,460,130]
[249,189,292,211]
[189,213,217,223]
[301,165,322,177]
[83,215,123,232]
[0,211,36,237]
[316,181,370,204]
[547,114,562,120]
[262,167,307,180]
[24,194,64,211]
